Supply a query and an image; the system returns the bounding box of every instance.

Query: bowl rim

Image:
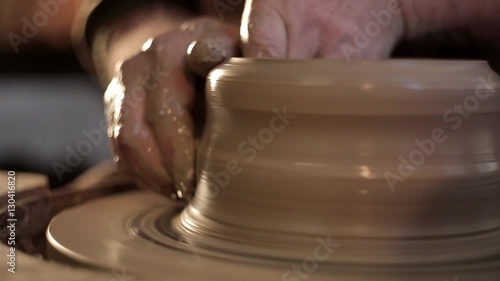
[207,59,500,116]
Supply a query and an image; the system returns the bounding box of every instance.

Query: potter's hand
[241,0,404,60]
[104,17,238,201]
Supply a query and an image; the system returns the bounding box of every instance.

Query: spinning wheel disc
[47,191,288,281]
[47,191,500,281]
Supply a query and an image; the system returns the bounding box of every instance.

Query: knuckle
[179,17,221,36]
[151,31,192,54]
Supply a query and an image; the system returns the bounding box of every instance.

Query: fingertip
[241,8,287,58]
[186,35,235,77]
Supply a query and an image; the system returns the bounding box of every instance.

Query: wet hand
[104,17,239,201]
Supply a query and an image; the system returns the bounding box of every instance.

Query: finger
[120,56,174,193]
[278,0,320,58]
[318,35,398,61]
[118,142,175,198]
[179,16,227,37]
[317,18,397,61]
[146,19,239,200]
[184,18,240,76]
[186,31,238,77]
[111,54,174,196]
[186,22,240,140]
[111,132,170,198]
[113,135,172,198]
[241,0,287,58]
[145,30,197,201]
[133,177,178,201]
[104,78,131,174]
[315,0,402,60]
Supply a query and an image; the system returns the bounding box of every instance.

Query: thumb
[241,0,287,58]
[186,25,240,77]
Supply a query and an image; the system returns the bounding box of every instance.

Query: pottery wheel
[47,190,500,281]
[47,59,500,280]
[46,191,299,281]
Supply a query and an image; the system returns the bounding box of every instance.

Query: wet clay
[178,58,500,264]
[48,59,500,280]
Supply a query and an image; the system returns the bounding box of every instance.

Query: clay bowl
[172,59,500,267]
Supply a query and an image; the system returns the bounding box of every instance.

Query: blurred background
[0,0,112,187]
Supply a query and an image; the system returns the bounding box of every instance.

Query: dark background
[0,0,111,187]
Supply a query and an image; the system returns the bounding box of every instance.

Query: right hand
[241,0,404,60]
[104,17,239,200]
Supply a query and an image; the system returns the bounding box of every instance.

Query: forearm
[74,1,197,85]
[95,6,193,84]
[402,0,500,43]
